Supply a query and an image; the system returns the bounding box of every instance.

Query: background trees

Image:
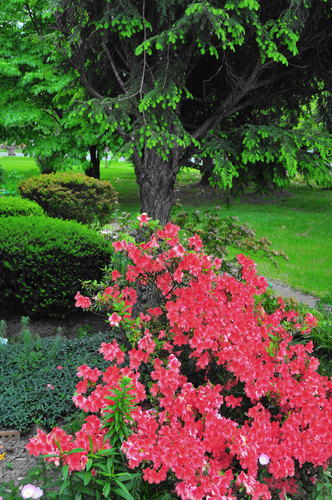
[0,1,113,177]
[1,0,331,222]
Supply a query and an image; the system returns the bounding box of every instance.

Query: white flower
[259,453,270,465]
[20,484,43,499]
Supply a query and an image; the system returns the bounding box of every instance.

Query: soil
[0,308,112,342]
[174,182,292,207]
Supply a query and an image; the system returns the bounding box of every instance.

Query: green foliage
[53,378,143,499]
[0,215,115,316]
[36,151,63,174]
[18,172,118,225]
[0,321,121,434]
[1,0,331,222]
[0,195,44,217]
[256,289,332,376]
[172,207,288,276]
[204,120,332,194]
[308,469,332,500]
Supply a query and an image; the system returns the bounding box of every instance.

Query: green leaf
[103,482,111,497]
[113,480,136,500]
[84,470,92,485]
[62,464,69,480]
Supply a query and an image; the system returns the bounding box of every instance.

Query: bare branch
[192,59,264,140]
[104,45,127,93]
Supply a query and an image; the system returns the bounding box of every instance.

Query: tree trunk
[199,157,214,186]
[86,145,100,179]
[133,147,180,226]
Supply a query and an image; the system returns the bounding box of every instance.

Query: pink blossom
[46,384,54,391]
[109,312,122,326]
[56,366,62,370]
[111,270,122,281]
[137,212,151,227]
[74,292,91,309]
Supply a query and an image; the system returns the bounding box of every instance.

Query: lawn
[1,156,331,297]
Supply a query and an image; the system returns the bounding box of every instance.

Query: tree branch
[24,2,41,34]
[140,0,147,124]
[192,59,265,140]
[104,45,127,93]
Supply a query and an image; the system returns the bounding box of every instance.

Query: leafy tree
[193,97,332,194]
[51,0,331,222]
[1,0,331,221]
[0,1,115,177]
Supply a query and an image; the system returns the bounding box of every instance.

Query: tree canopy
[0,0,113,176]
[0,0,331,222]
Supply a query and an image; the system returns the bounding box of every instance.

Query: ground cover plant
[0,319,117,434]
[23,217,331,500]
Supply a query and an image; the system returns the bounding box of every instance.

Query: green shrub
[0,215,115,316]
[18,172,118,225]
[0,195,44,217]
[0,324,122,433]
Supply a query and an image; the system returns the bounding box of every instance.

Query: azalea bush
[26,216,332,499]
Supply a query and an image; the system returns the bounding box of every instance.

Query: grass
[1,156,331,297]
[174,185,331,298]
[0,156,40,191]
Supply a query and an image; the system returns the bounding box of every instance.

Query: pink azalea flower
[111,270,122,281]
[109,312,122,327]
[137,212,151,227]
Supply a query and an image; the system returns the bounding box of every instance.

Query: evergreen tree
[1,0,331,221]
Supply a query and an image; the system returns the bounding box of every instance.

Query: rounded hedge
[18,172,118,225]
[0,195,44,217]
[0,215,115,317]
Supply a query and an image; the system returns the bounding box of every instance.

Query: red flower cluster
[74,291,91,309]
[26,416,111,471]
[27,221,332,499]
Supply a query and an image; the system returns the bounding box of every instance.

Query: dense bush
[0,195,44,217]
[0,215,115,316]
[0,324,120,433]
[27,217,331,499]
[18,172,118,225]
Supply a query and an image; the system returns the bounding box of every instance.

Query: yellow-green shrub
[18,172,118,225]
[0,196,44,217]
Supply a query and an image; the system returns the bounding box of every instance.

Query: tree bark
[132,147,180,226]
[86,145,100,179]
[199,157,214,186]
